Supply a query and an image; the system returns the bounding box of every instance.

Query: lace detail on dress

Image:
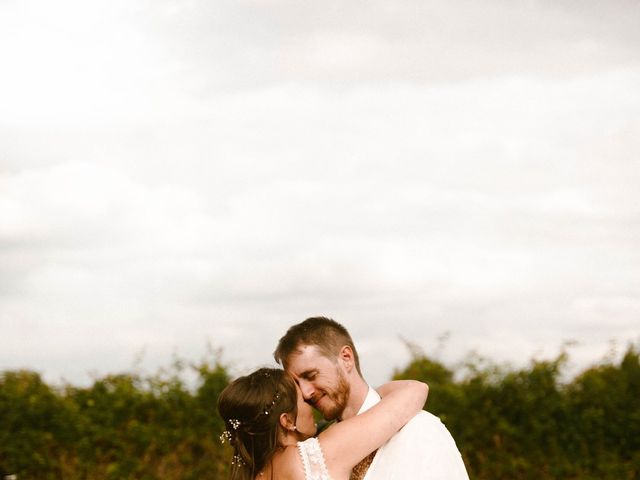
[297,437,331,480]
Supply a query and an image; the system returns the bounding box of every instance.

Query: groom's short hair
[274,316,362,375]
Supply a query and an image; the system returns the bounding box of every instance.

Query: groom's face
[285,344,351,421]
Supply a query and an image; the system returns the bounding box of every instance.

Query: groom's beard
[319,367,351,421]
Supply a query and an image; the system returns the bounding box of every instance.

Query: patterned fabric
[297,437,331,480]
[349,450,377,480]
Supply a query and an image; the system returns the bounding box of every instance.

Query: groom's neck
[340,374,369,421]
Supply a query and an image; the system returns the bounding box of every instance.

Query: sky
[1,0,639,387]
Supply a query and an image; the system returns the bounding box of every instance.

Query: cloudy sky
[1,0,639,387]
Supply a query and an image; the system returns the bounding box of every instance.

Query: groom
[274,316,469,480]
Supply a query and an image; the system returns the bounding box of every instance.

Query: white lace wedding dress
[297,437,332,480]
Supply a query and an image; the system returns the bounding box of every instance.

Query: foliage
[1,343,639,479]
[0,355,230,480]
[394,342,640,480]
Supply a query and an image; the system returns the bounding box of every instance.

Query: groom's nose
[298,379,315,400]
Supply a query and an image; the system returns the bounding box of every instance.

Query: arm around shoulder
[376,379,428,405]
[317,380,428,478]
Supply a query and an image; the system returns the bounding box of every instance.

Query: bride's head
[217,368,304,479]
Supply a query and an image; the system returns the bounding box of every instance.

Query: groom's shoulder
[375,410,456,460]
[411,409,444,426]
[399,410,452,438]
[380,409,461,460]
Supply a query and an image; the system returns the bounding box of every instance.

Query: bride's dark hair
[217,368,298,479]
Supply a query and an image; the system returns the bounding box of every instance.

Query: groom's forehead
[286,344,331,370]
[288,344,321,363]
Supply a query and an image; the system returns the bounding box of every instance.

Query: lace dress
[297,437,331,480]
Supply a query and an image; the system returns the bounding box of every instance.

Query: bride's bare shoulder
[269,445,306,480]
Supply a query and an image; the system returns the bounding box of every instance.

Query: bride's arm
[317,380,428,478]
[376,379,429,401]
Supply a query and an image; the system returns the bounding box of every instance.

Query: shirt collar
[357,386,381,415]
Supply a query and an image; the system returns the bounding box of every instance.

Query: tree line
[1,343,638,479]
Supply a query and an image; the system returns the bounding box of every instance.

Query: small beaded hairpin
[261,391,281,416]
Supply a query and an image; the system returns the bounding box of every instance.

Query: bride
[217,367,428,480]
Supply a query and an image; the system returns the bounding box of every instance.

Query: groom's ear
[338,345,355,373]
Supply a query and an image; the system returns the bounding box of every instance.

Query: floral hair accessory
[219,430,232,444]
[231,454,245,466]
[219,418,242,444]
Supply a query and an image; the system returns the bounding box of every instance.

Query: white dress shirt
[359,387,470,480]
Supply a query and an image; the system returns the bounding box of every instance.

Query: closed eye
[302,370,318,380]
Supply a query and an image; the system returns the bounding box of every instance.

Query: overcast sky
[1,0,639,387]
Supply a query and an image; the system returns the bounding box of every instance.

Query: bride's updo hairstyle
[217,368,298,480]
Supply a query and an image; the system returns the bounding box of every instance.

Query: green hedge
[394,344,640,480]
[1,344,638,479]
[0,358,231,479]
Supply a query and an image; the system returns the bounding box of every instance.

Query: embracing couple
[218,317,469,480]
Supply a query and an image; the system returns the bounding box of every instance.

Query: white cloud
[1,0,639,386]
